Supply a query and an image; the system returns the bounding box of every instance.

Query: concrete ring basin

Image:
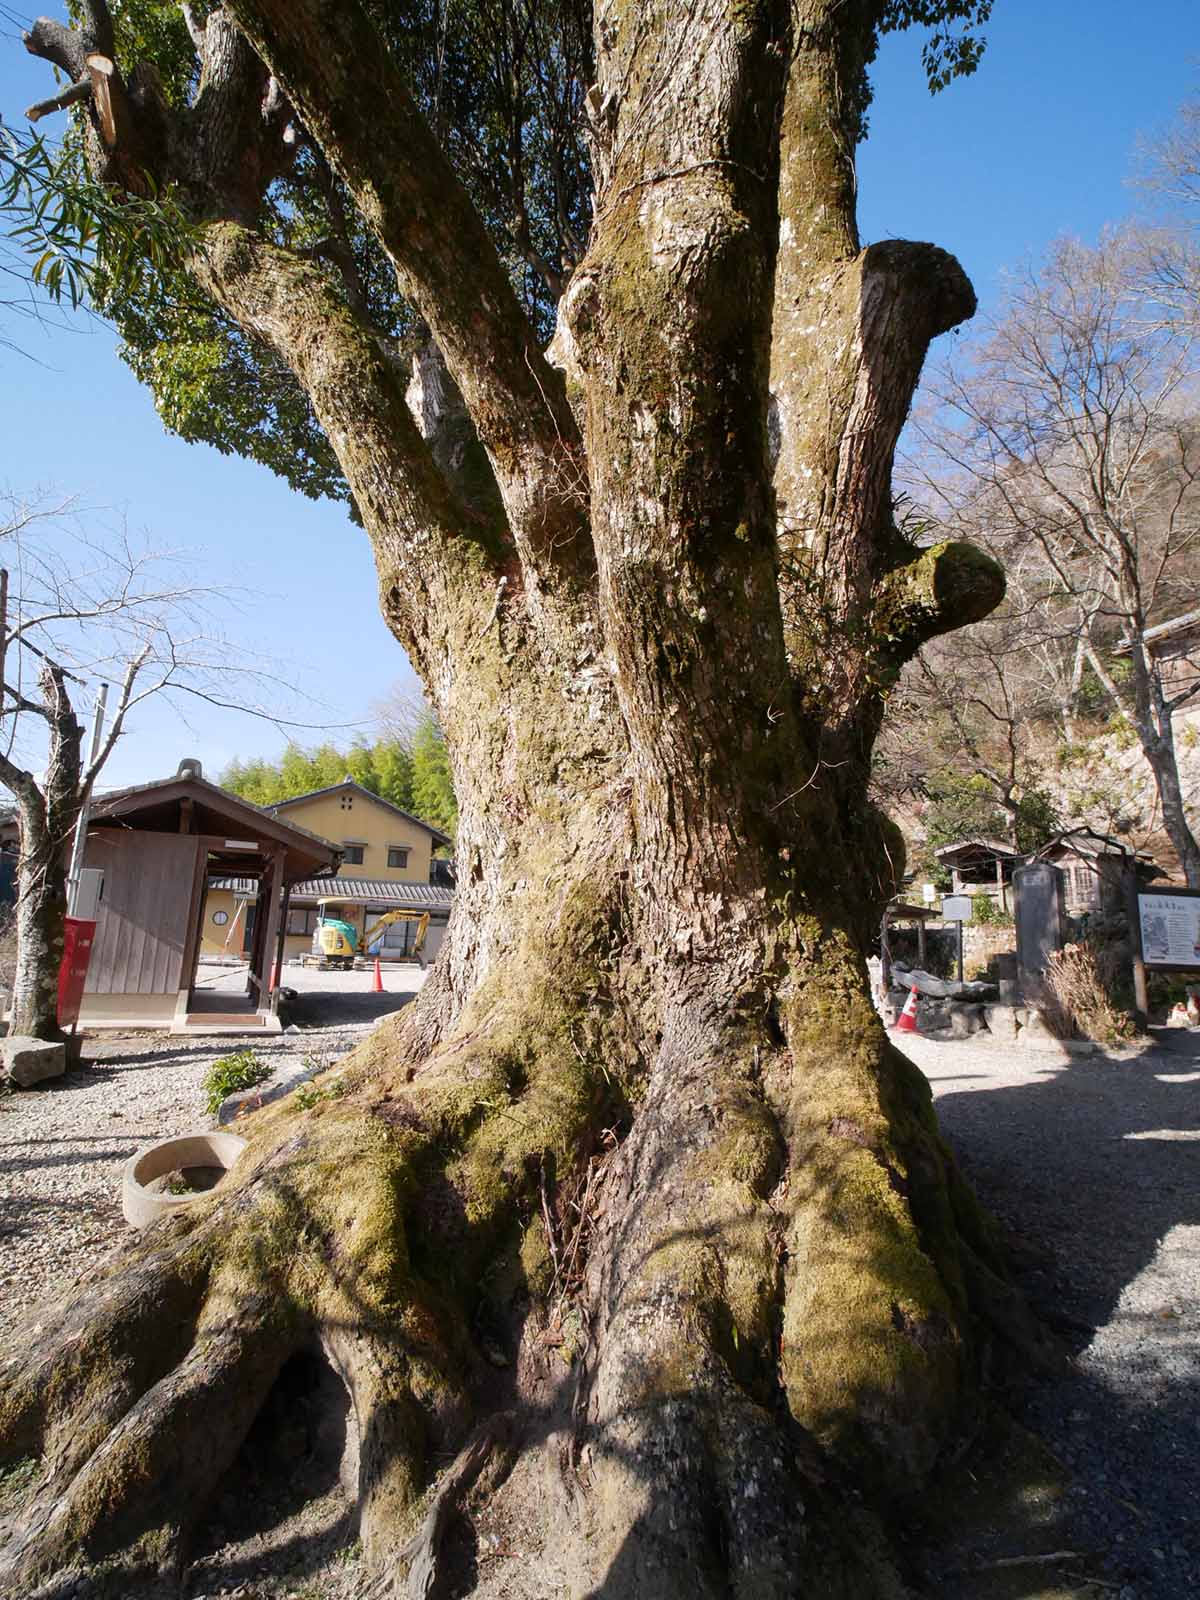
[122,1131,248,1229]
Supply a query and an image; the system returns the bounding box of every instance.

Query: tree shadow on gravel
[927,1028,1200,1599]
[281,987,419,1029]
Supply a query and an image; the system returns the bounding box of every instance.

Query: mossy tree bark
[6,1,1043,1593]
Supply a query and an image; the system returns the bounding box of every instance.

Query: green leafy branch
[0,121,193,311]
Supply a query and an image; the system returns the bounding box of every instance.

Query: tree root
[392,1410,516,1600]
[0,947,630,1594]
[0,945,1053,1599]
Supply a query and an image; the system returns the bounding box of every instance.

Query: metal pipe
[66,682,108,914]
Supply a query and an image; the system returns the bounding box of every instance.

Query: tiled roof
[289,876,454,911]
[93,772,337,851]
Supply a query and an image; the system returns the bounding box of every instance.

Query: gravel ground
[901,1025,1200,1600]
[0,962,424,1343]
[2,1001,1196,1599]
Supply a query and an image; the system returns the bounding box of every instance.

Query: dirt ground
[2,1014,1196,1599]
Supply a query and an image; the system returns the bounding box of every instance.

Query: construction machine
[311,900,431,970]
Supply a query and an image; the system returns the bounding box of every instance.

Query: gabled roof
[933,837,1020,862]
[1036,826,1160,869]
[91,772,336,854]
[269,779,452,847]
[78,769,340,882]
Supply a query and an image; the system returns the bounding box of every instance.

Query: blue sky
[0,0,1196,787]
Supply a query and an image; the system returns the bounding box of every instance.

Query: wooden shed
[77,763,339,1032]
[933,837,1021,910]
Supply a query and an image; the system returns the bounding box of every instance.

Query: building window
[387,847,409,869]
[340,793,353,810]
[211,909,229,926]
[1070,863,1096,904]
[287,907,317,936]
[342,843,365,865]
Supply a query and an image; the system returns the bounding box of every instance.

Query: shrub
[1044,940,1137,1044]
[202,1048,272,1116]
[971,895,1013,928]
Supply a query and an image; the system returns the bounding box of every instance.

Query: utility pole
[66,681,108,914]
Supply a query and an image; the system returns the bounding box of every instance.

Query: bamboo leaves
[0,122,192,313]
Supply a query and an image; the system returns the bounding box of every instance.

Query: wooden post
[916,915,927,967]
[1124,866,1149,1028]
[880,908,892,994]
[272,883,292,1011]
[956,918,964,985]
[256,849,285,1008]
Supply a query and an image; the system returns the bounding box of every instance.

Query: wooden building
[1112,606,1200,702]
[1034,828,1162,915]
[201,778,452,964]
[933,837,1021,910]
[77,763,339,1031]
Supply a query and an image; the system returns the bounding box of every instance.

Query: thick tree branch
[190,11,295,219]
[189,222,503,670]
[25,78,93,123]
[24,13,156,194]
[768,5,986,746]
[220,0,591,585]
[874,540,1006,669]
[23,17,85,77]
[82,644,150,790]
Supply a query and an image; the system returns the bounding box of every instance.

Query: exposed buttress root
[0,948,1052,1599]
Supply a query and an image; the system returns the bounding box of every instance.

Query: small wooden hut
[76,762,339,1032]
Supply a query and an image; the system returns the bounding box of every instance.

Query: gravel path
[901,1026,1200,1600]
[0,962,424,1343]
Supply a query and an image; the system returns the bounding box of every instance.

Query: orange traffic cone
[373,957,384,994]
[892,985,920,1034]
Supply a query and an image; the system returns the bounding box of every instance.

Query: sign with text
[1137,889,1200,968]
[941,895,973,923]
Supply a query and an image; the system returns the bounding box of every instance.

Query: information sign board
[1137,889,1200,969]
[941,895,972,923]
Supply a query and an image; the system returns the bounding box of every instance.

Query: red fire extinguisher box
[57,916,97,1029]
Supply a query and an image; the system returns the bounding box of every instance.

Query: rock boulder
[2,1036,67,1088]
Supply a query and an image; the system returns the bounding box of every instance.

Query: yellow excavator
[311,900,431,971]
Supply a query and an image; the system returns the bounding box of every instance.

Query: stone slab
[983,1003,1021,1043]
[947,1003,988,1038]
[2,1035,67,1088]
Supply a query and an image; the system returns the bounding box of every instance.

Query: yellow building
[200,779,453,965]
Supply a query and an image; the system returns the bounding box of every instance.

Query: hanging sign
[941,895,973,923]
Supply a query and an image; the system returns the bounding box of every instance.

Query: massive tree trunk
[4,2,1044,1594]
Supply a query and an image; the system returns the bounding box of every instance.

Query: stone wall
[961,921,1016,979]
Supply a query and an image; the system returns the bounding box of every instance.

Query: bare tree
[1133,94,1200,329]
[0,491,304,1037]
[914,232,1200,884]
